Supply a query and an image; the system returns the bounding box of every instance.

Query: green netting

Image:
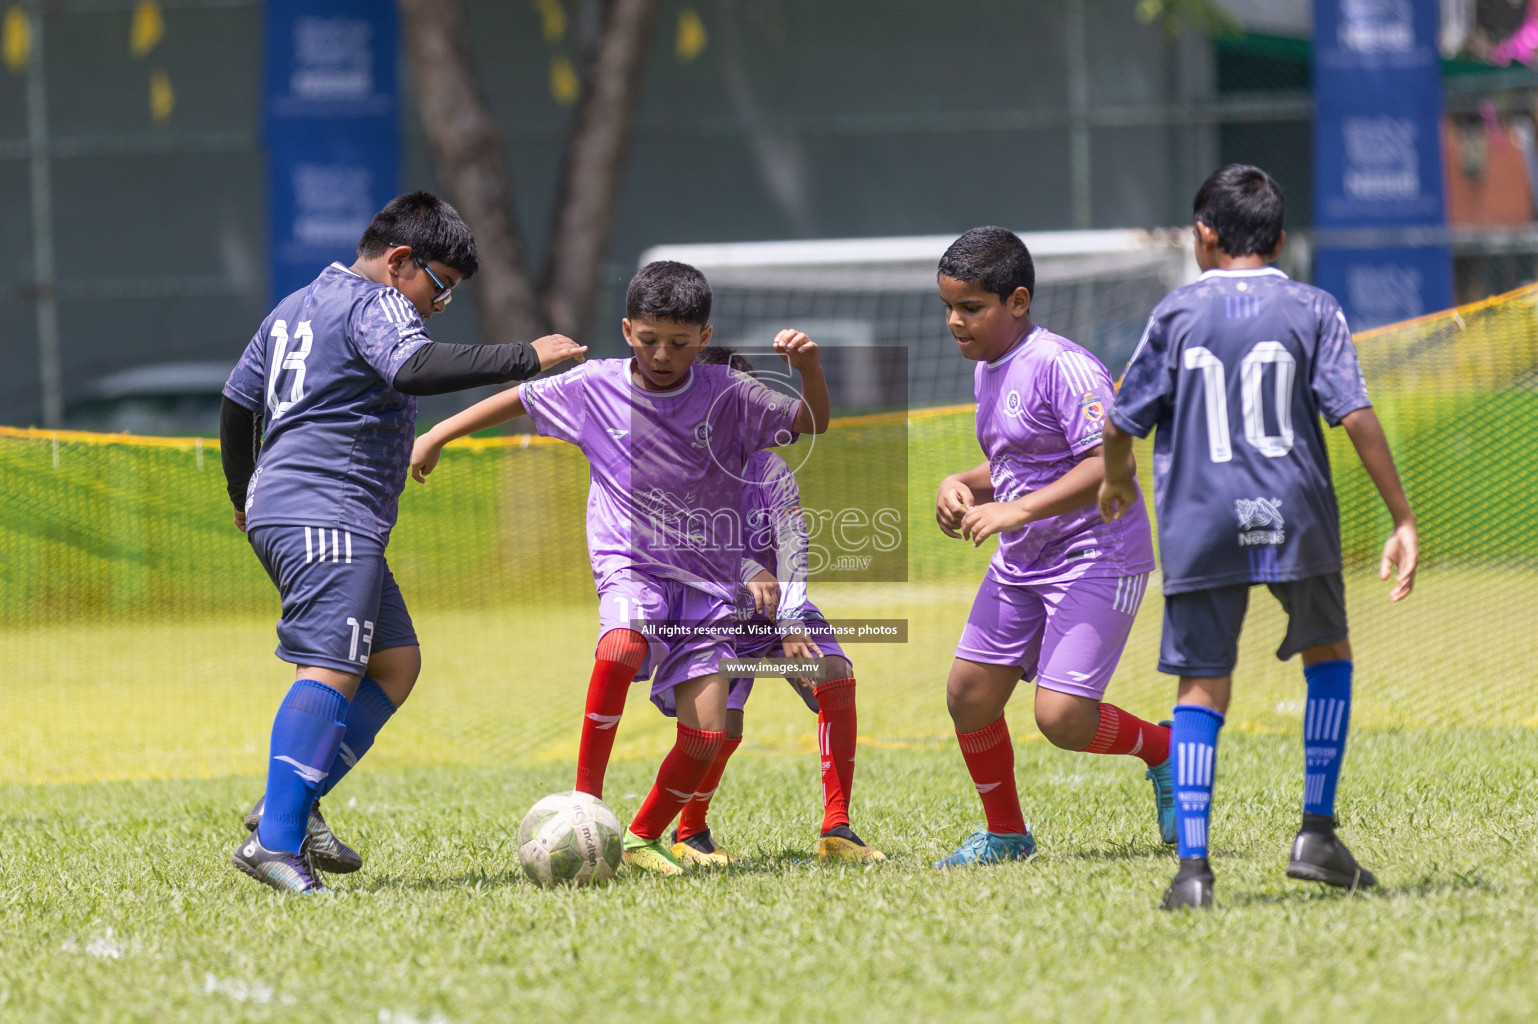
[5,287,1536,784]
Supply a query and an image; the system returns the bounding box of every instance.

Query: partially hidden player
[409,261,846,875]
[221,192,586,894]
[933,226,1173,868]
[657,346,884,867]
[1099,164,1418,910]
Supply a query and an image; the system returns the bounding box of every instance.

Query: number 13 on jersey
[266,319,314,420]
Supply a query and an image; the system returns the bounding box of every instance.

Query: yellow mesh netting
[4,286,1535,784]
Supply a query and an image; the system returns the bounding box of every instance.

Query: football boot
[622,829,685,876]
[245,795,362,874]
[670,828,740,867]
[1286,813,1377,890]
[817,824,887,863]
[231,833,331,895]
[1146,723,1177,845]
[1161,856,1215,910]
[932,828,1034,868]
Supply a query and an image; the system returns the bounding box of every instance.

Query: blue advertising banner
[264,0,398,303]
[1313,0,1452,328]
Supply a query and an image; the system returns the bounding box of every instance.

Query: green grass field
[5,735,1537,1023]
[5,581,1538,1022]
[5,387,1538,1021]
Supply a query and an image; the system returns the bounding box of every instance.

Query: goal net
[640,229,1194,410]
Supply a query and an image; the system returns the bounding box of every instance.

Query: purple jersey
[973,326,1155,585]
[1110,267,1371,592]
[223,263,433,542]
[519,359,800,601]
[740,449,812,621]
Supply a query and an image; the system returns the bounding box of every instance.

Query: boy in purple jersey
[930,227,1173,869]
[409,262,843,875]
[1100,165,1418,910]
[659,347,884,867]
[219,192,585,894]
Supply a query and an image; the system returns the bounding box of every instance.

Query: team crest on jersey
[690,421,712,448]
[1078,391,1105,423]
[1235,497,1285,545]
[1003,389,1024,418]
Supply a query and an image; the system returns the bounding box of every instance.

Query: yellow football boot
[670,828,741,867]
[622,829,685,876]
[817,824,888,863]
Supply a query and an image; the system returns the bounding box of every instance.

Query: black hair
[357,191,479,278]
[626,261,712,325]
[1192,164,1285,258]
[937,226,1035,302]
[695,345,755,374]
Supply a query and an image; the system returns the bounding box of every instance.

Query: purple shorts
[955,571,1150,700]
[724,605,850,712]
[596,570,736,716]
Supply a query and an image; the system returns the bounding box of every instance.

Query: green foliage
[1134,0,1242,35]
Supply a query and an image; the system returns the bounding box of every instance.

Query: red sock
[814,677,858,832]
[573,629,647,798]
[1082,703,1170,767]
[629,724,725,840]
[956,716,1027,835]
[677,736,742,840]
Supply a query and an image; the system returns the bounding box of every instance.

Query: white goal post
[639,229,1198,410]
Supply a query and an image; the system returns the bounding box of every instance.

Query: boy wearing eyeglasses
[220,191,585,894]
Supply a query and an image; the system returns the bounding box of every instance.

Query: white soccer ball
[516,791,623,887]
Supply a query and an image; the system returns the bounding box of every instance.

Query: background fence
[4,283,1536,786]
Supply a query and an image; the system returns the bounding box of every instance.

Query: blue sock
[1172,704,1224,859]
[1302,660,1353,818]
[257,679,349,854]
[319,677,398,798]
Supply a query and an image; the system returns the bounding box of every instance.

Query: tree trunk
[540,0,664,342]
[399,0,549,345]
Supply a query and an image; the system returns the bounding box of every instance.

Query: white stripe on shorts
[304,526,313,564]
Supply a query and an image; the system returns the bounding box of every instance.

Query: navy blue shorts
[248,525,417,675]
[1159,572,1348,677]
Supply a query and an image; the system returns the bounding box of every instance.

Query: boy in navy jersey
[1100,165,1418,910]
[221,192,584,893]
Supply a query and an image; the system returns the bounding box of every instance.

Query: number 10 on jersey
[1183,341,1296,463]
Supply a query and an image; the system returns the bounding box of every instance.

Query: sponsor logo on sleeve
[1078,391,1105,423]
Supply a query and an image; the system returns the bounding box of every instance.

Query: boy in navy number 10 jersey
[1100,165,1419,910]
[220,192,585,894]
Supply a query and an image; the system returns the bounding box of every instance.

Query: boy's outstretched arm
[410,386,530,483]
[776,330,830,435]
[1341,407,1418,601]
[1097,419,1139,522]
[393,334,585,395]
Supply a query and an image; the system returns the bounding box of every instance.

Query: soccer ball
[516,791,624,887]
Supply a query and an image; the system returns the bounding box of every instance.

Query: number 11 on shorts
[346,617,375,664]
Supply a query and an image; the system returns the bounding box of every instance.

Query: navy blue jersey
[223,263,434,542]
[1109,268,1371,594]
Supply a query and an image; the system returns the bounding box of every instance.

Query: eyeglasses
[394,245,456,308]
[413,256,455,308]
